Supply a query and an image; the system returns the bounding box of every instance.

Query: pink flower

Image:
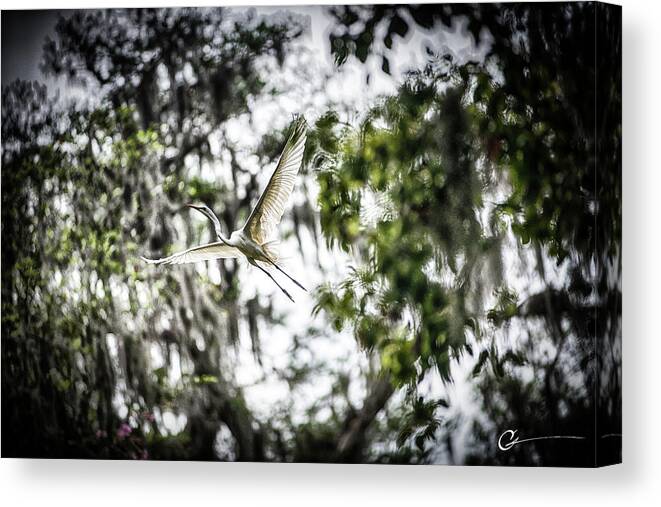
[95,429,107,439]
[116,423,132,439]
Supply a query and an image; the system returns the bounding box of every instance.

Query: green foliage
[321,2,621,465]
[396,396,445,451]
[2,8,310,461]
[313,73,499,404]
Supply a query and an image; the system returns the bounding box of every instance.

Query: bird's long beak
[186,204,206,214]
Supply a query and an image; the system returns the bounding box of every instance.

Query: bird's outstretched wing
[141,241,241,266]
[243,116,307,245]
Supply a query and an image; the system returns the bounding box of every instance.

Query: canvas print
[1,2,621,466]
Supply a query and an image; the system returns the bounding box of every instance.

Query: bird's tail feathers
[261,240,281,264]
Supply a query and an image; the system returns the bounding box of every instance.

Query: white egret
[141,116,308,302]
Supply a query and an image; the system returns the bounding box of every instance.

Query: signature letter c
[498,429,518,451]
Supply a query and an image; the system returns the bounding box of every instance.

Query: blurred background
[1,3,620,465]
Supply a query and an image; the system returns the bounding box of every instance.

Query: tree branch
[335,374,394,462]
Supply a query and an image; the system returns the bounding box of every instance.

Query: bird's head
[186,203,227,243]
[186,203,215,222]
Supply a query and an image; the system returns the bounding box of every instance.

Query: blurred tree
[3,7,318,461]
[2,6,439,464]
[1,3,621,466]
[321,2,621,465]
[311,68,501,463]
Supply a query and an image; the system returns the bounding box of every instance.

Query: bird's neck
[218,233,232,246]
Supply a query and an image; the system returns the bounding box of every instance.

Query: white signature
[497,429,586,451]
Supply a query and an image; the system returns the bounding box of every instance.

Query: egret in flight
[141,116,308,302]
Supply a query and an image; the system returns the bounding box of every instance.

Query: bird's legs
[271,264,308,292]
[254,263,295,302]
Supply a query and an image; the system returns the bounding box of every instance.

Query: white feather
[242,116,307,245]
[141,241,241,266]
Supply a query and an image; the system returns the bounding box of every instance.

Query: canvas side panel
[595,1,622,467]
